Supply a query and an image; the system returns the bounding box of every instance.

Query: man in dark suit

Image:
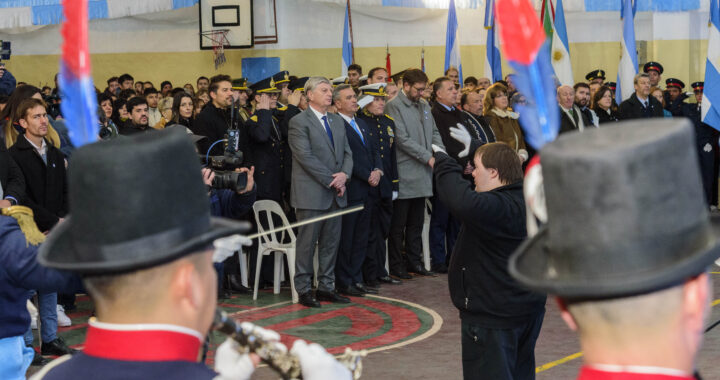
[557,85,591,134]
[618,73,665,120]
[333,84,383,297]
[0,143,25,208]
[288,77,354,308]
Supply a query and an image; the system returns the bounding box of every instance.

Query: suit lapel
[306,109,335,153]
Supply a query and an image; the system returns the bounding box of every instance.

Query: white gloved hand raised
[431,144,446,154]
[214,338,256,380]
[449,123,472,158]
[291,340,352,380]
[392,191,399,201]
[212,234,253,263]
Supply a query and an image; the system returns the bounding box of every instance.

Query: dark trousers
[336,198,374,287]
[429,195,460,266]
[697,137,719,206]
[461,311,545,380]
[388,197,425,272]
[363,196,391,281]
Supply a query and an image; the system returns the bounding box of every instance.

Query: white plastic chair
[252,200,299,303]
[422,198,432,271]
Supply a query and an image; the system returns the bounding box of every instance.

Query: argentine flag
[484,0,502,83]
[551,0,574,86]
[341,2,353,76]
[445,0,463,84]
[703,0,720,130]
[616,0,638,102]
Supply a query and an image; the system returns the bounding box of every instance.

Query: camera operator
[0,63,17,97]
[194,74,235,155]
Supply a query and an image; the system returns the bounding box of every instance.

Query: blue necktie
[350,118,364,145]
[321,115,334,146]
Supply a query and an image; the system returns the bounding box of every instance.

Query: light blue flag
[616,0,638,102]
[445,0,463,84]
[702,0,720,130]
[341,2,353,76]
[551,0,574,86]
[484,0,502,83]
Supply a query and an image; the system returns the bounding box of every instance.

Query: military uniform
[643,61,664,88]
[357,106,399,283]
[664,78,688,117]
[683,82,719,206]
[585,69,606,85]
[231,77,251,124]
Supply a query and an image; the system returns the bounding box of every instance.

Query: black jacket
[9,135,68,231]
[0,144,25,204]
[280,104,302,185]
[618,93,665,120]
[193,102,232,154]
[434,146,546,327]
[558,105,591,134]
[593,107,619,124]
[343,117,382,204]
[117,121,156,136]
[356,110,399,199]
[665,92,689,117]
[245,109,286,202]
[431,103,474,167]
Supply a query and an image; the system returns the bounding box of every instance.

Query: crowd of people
[1,57,718,380]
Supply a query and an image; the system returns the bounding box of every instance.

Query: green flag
[541,0,554,42]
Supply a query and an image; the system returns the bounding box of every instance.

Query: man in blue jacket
[0,208,82,380]
[432,129,546,380]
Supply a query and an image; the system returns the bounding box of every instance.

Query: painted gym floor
[32,272,720,379]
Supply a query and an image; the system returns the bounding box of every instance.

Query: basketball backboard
[199,0,253,49]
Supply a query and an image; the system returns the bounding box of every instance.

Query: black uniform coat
[0,143,25,204]
[357,110,399,200]
[431,103,476,168]
[618,93,665,120]
[684,102,720,205]
[245,109,286,202]
[9,135,68,231]
[343,116,382,204]
[280,104,302,185]
[665,92,689,117]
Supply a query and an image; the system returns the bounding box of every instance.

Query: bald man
[557,85,589,134]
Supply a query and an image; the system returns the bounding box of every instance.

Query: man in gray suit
[385,69,445,278]
[289,76,354,307]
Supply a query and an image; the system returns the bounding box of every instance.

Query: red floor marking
[217,303,253,309]
[58,323,88,332]
[232,303,308,321]
[67,310,93,318]
[262,306,384,338]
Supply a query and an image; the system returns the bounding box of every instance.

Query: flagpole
[347,0,355,63]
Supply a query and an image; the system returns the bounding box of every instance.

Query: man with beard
[118,97,155,136]
[573,83,598,127]
[193,74,235,154]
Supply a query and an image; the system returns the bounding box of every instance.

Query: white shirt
[25,135,47,160]
[308,104,329,128]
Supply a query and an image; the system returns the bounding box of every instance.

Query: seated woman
[482,83,528,162]
[592,85,620,124]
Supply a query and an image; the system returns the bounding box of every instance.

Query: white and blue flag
[702,0,720,130]
[445,0,463,84]
[484,0,502,83]
[551,0,574,86]
[341,1,353,76]
[616,0,638,102]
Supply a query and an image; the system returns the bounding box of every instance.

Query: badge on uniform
[704,143,713,152]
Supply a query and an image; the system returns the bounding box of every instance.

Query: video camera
[200,127,248,193]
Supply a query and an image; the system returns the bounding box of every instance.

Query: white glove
[392,191,399,201]
[449,123,472,158]
[291,340,352,380]
[239,322,283,348]
[213,234,253,263]
[431,144,446,154]
[214,338,255,380]
[518,149,529,163]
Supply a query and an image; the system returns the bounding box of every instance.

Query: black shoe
[407,264,435,276]
[365,279,381,288]
[299,292,321,308]
[338,285,365,297]
[378,275,402,285]
[355,283,378,295]
[432,263,448,273]
[29,347,48,366]
[41,337,76,356]
[389,270,412,280]
[316,290,351,303]
[225,275,251,294]
[218,288,232,299]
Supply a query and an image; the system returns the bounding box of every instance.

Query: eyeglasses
[412,85,426,92]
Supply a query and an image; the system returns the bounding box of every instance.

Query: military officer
[272,71,292,110]
[643,61,664,87]
[683,81,719,206]
[355,83,402,287]
[585,69,606,86]
[230,77,252,124]
[664,78,687,117]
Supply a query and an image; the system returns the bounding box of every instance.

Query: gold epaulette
[277,106,288,111]
[384,114,394,121]
[2,206,45,246]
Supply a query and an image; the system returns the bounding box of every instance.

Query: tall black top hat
[38,128,249,274]
[510,119,720,298]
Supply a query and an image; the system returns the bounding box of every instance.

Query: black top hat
[509,119,720,298]
[643,61,664,74]
[585,69,606,82]
[231,78,249,90]
[38,128,249,274]
[693,81,705,92]
[250,76,281,94]
[665,78,685,89]
[272,71,290,85]
[288,77,309,92]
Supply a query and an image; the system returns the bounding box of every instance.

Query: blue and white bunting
[551,0,574,86]
[616,0,638,102]
[444,0,463,83]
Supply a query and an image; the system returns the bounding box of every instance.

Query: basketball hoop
[200,29,230,69]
